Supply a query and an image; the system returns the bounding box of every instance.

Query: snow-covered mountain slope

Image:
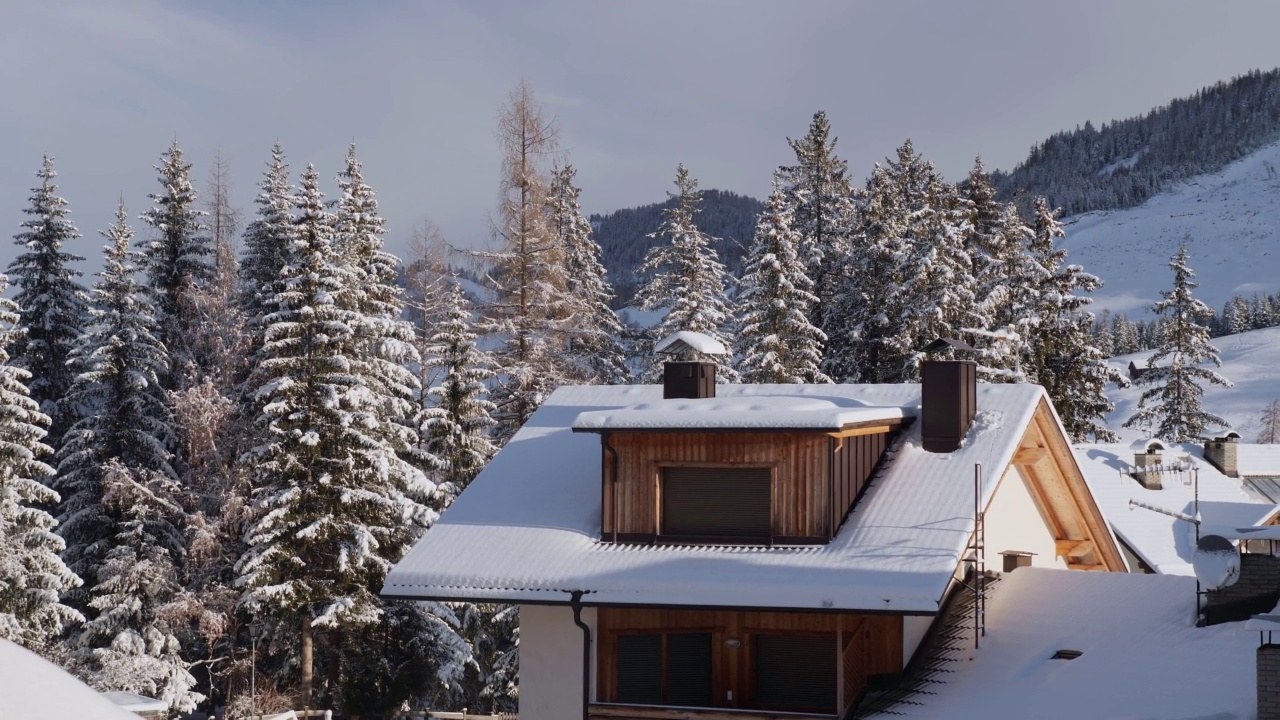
[1103,325,1280,442]
[1062,141,1280,316]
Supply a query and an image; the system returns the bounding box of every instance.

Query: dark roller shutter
[755,635,837,711]
[665,633,713,706]
[662,467,771,539]
[617,634,661,704]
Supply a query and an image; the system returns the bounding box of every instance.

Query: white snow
[864,568,1257,720]
[0,639,138,720]
[101,691,167,714]
[385,382,1045,613]
[571,395,904,431]
[1062,140,1280,316]
[1074,442,1277,574]
[654,330,727,356]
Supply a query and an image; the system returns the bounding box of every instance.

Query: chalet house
[384,336,1127,720]
[1127,360,1149,381]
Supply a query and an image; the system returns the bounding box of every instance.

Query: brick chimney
[1130,438,1166,490]
[1204,431,1241,478]
[655,331,726,400]
[920,338,978,453]
[1259,643,1280,720]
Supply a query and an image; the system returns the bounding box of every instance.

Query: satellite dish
[1192,534,1240,591]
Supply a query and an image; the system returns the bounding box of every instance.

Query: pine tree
[635,164,738,382]
[777,111,855,350]
[139,139,213,386]
[1258,400,1280,444]
[58,205,198,711]
[737,178,829,384]
[7,156,87,446]
[481,81,571,441]
[547,165,629,384]
[236,165,436,709]
[1124,245,1232,441]
[0,275,82,652]
[421,279,498,505]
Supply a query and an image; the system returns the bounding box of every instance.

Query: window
[616,632,713,706]
[661,467,772,541]
[754,634,837,712]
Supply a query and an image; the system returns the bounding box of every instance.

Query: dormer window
[573,396,908,546]
[661,466,773,542]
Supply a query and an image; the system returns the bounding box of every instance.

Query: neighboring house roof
[1237,443,1280,477]
[385,382,1114,613]
[860,568,1256,720]
[1075,443,1279,574]
[0,639,139,720]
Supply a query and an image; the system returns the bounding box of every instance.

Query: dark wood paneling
[831,432,888,531]
[589,704,834,720]
[605,433,832,539]
[597,608,904,714]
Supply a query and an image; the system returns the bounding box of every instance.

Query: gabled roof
[385,383,1090,613]
[861,568,1256,720]
[1074,442,1279,574]
[0,639,138,720]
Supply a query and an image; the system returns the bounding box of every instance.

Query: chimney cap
[922,337,977,354]
[1216,430,1242,441]
[1130,437,1167,454]
[656,331,728,358]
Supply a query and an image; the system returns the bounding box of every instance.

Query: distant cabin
[1129,361,1150,381]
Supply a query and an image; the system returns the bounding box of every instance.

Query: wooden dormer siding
[601,428,897,544]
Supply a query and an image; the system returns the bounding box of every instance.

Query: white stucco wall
[983,467,1067,569]
[518,604,596,720]
[902,614,932,663]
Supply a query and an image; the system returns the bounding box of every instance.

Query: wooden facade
[601,430,893,544]
[595,607,904,718]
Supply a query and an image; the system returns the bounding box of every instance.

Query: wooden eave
[1001,398,1127,572]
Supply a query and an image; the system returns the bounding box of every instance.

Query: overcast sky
[4,0,1280,272]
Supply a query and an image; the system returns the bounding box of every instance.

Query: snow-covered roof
[101,692,167,714]
[0,639,138,720]
[1237,443,1280,477]
[571,395,906,431]
[385,383,1047,613]
[863,568,1257,720]
[654,330,727,356]
[1074,443,1279,574]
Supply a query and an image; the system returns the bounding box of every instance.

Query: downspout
[603,433,619,542]
[570,591,592,720]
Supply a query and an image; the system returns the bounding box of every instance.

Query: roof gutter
[570,590,591,720]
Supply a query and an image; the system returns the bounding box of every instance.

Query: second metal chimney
[920,338,978,453]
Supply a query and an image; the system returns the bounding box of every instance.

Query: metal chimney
[920,338,978,453]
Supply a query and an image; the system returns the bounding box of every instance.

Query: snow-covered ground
[1062,141,1280,315]
[1103,325,1280,442]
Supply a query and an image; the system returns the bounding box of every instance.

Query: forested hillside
[992,68,1280,215]
[589,189,763,306]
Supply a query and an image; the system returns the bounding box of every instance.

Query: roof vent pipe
[920,338,978,453]
[656,331,726,400]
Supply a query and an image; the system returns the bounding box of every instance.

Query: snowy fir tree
[1124,245,1232,441]
[421,279,498,501]
[57,205,198,710]
[737,178,830,384]
[7,156,87,446]
[547,164,629,384]
[777,111,855,347]
[0,274,82,652]
[139,139,213,386]
[635,164,738,382]
[332,144,434,477]
[1258,400,1280,444]
[56,203,177,596]
[236,165,436,709]
[238,143,295,358]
